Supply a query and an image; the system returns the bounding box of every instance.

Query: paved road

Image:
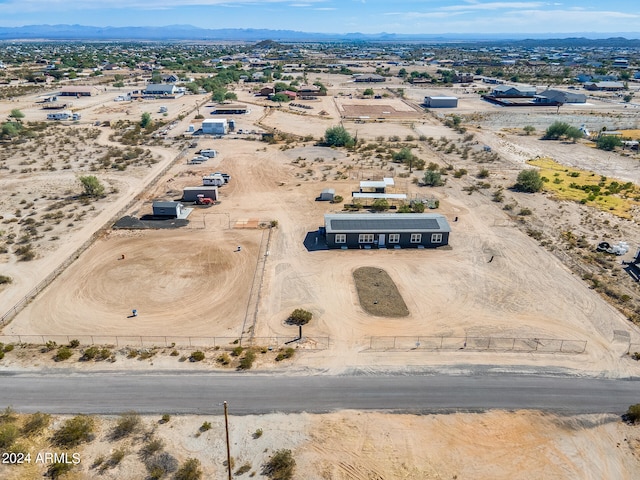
[1,372,639,415]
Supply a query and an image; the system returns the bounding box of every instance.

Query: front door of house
[378,234,385,247]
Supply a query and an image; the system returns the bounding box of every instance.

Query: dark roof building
[144,84,177,95]
[354,74,386,83]
[323,213,450,249]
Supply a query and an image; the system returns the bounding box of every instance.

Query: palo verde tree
[78,175,105,198]
[596,134,623,151]
[324,125,354,148]
[514,169,543,193]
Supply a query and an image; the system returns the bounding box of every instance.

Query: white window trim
[388,233,400,243]
[431,233,443,243]
[410,233,422,243]
[335,234,346,244]
[359,233,374,243]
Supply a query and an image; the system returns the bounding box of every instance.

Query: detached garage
[324,213,450,249]
[424,96,458,108]
[183,186,219,202]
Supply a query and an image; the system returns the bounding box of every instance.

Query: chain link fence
[368,336,587,354]
[0,334,329,350]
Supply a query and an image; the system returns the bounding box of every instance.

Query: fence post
[559,340,564,352]
[511,338,515,350]
[487,337,491,350]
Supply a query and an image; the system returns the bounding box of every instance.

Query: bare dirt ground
[4,74,640,478]
[1,411,639,480]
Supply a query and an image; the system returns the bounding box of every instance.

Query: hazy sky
[0,0,639,35]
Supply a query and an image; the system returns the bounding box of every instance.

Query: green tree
[363,88,374,96]
[543,121,570,140]
[514,169,543,193]
[287,308,312,326]
[596,135,622,151]
[79,175,105,198]
[224,92,238,101]
[564,126,584,143]
[271,93,291,103]
[140,112,152,128]
[1,122,21,138]
[324,125,354,147]
[274,82,289,92]
[9,109,24,120]
[423,170,444,186]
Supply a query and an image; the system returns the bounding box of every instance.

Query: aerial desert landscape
[1,39,640,479]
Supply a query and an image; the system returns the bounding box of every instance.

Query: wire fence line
[0,334,330,350]
[0,147,189,328]
[368,336,587,354]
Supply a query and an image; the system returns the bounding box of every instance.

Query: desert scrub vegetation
[52,415,95,447]
[111,411,142,440]
[263,449,296,480]
[174,457,203,480]
[275,347,296,362]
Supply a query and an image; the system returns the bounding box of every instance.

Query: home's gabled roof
[144,83,176,93]
[325,213,450,234]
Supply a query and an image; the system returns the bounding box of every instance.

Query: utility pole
[224,401,232,480]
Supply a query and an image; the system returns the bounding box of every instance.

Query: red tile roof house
[282,90,297,100]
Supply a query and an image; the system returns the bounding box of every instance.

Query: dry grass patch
[352,267,409,317]
[527,157,640,218]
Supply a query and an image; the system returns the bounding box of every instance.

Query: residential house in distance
[297,85,326,97]
[143,84,177,96]
[491,85,536,97]
[354,74,386,83]
[584,81,625,91]
[323,213,450,249]
[534,89,586,104]
[59,86,99,97]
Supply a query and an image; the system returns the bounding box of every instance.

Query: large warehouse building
[424,96,458,108]
[323,213,450,249]
[202,119,228,135]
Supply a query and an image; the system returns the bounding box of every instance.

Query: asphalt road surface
[1,372,639,415]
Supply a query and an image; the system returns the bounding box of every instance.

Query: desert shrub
[253,428,263,439]
[0,406,17,423]
[235,462,252,475]
[170,350,179,356]
[625,404,640,424]
[68,339,80,348]
[477,168,490,178]
[47,462,74,478]
[146,452,179,479]
[286,308,312,326]
[453,168,467,178]
[331,195,343,203]
[0,275,12,284]
[200,421,212,432]
[0,423,19,449]
[139,438,164,460]
[0,351,3,360]
[190,351,205,362]
[263,449,295,480]
[174,458,203,480]
[239,350,256,370]
[423,170,444,186]
[218,353,231,365]
[106,447,126,467]
[55,346,73,362]
[52,415,94,447]
[324,125,354,148]
[231,346,244,357]
[631,352,640,361]
[275,348,296,362]
[161,414,171,424]
[81,346,99,360]
[111,411,141,440]
[22,412,51,436]
[518,208,532,216]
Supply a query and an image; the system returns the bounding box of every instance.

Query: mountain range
[0,24,639,44]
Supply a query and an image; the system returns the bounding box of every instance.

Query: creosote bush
[263,449,295,480]
[111,411,141,440]
[175,458,203,480]
[52,415,94,447]
[190,351,205,362]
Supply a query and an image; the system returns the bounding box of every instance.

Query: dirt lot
[1,410,639,480]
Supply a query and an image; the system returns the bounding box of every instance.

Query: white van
[200,149,217,158]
